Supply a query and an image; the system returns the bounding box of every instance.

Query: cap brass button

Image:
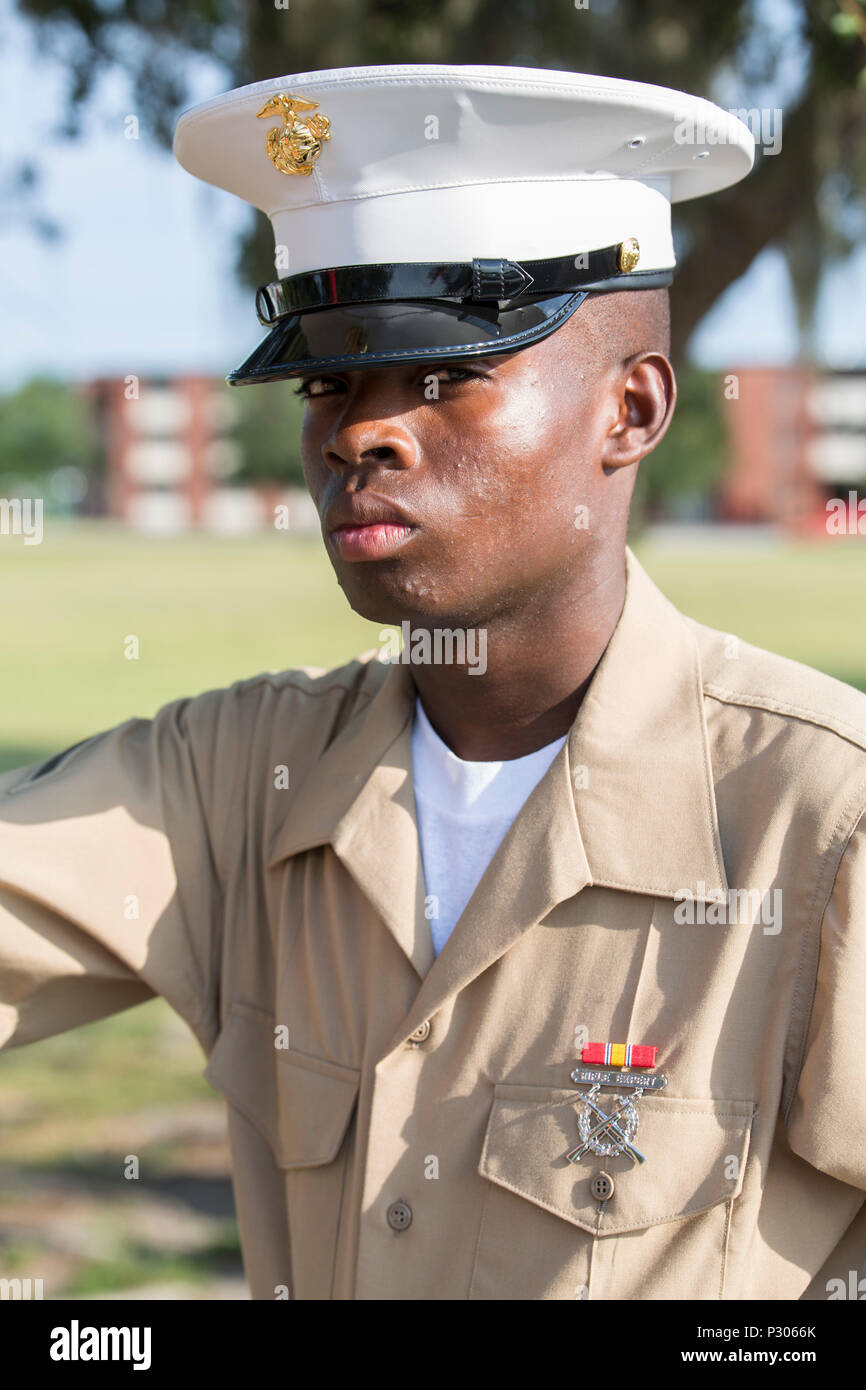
[408,1019,431,1044]
[386,1199,413,1232]
[616,236,640,272]
[590,1172,615,1202]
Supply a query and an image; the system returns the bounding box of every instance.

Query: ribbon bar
[582,1042,658,1068]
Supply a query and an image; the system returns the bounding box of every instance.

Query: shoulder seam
[703,681,866,753]
[226,663,384,700]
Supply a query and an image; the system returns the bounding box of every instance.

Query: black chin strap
[255,246,673,326]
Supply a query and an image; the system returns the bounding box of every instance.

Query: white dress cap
[173,65,755,385]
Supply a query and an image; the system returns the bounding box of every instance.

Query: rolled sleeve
[0,693,226,1055]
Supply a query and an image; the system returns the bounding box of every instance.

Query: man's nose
[321,397,418,474]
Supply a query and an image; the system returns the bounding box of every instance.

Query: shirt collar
[267,546,729,973]
[565,546,728,902]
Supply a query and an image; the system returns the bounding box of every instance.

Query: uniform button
[408,1019,431,1044]
[386,1199,413,1232]
[590,1172,615,1202]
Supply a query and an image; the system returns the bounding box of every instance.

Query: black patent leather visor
[227,291,593,385]
[227,246,674,385]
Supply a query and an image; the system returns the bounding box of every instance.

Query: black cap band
[255,245,673,327]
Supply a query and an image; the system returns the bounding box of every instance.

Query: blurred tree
[229,378,307,485]
[0,379,99,495]
[14,0,866,362]
[629,368,728,532]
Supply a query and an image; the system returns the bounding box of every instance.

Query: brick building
[720,368,866,533]
[84,376,317,534]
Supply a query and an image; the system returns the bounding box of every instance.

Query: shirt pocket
[204,1001,360,1164]
[204,1001,360,1297]
[470,1082,756,1301]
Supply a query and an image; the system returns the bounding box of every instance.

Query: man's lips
[329,521,417,560]
[324,492,419,561]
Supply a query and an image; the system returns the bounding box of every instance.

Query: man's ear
[601,354,676,469]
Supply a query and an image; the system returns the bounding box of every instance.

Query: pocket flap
[204,1001,360,1169]
[479,1083,755,1236]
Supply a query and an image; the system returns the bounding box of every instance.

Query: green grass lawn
[0,522,383,770]
[2,522,865,770]
[637,534,866,694]
[1,520,865,1297]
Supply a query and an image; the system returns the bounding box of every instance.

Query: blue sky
[1,0,864,392]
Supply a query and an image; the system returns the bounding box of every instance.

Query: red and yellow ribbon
[582,1042,658,1068]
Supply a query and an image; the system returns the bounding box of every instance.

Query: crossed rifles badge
[567,1042,666,1167]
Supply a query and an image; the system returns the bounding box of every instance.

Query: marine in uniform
[1,66,865,1301]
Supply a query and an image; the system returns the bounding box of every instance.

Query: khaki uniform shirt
[2,547,865,1300]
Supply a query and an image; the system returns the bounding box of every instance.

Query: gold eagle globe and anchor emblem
[256,92,332,176]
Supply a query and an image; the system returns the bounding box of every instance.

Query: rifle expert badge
[566,1042,666,1167]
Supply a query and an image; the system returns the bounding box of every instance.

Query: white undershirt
[411,697,567,956]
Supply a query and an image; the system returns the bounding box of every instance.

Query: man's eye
[293,377,343,398]
[425,367,478,385]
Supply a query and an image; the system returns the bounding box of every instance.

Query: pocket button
[590,1172,615,1202]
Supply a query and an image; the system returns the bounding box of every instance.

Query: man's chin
[335,564,439,627]
[344,592,443,628]
[339,580,472,631]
